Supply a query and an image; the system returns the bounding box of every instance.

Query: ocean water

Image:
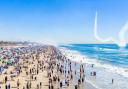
[59,44,128,89]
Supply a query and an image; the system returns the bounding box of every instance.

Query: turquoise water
[60,44,128,89]
[61,44,128,68]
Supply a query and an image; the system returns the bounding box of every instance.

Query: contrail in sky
[94,11,128,47]
[118,22,128,47]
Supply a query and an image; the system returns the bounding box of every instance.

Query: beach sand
[0,45,97,89]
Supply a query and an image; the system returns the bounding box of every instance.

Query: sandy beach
[0,0,128,89]
[0,45,97,89]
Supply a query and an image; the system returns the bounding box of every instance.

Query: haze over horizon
[0,0,128,45]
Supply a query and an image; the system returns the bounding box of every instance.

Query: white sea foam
[59,47,128,78]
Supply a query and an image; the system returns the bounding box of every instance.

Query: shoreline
[59,47,98,89]
[59,46,128,89]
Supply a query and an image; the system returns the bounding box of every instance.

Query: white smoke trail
[94,11,128,47]
[94,12,116,43]
[118,22,128,47]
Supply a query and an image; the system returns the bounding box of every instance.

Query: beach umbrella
[10,59,15,62]
[0,58,2,61]
[6,61,12,65]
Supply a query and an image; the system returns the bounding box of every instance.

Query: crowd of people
[0,44,113,89]
[0,44,88,89]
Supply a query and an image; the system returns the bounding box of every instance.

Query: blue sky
[0,0,128,44]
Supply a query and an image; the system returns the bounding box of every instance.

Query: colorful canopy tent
[6,60,13,65]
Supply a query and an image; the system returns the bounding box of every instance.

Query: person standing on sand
[112,78,114,84]
[75,70,76,75]
[82,76,84,83]
[17,79,20,89]
[75,85,78,89]
[23,86,25,89]
[5,76,8,84]
[58,76,60,82]
[60,81,62,88]
[5,84,8,89]
[92,64,94,68]
[26,82,29,89]
[8,83,10,89]
[40,82,42,89]
[51,84,54,89]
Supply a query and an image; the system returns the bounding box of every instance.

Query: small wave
[59,47,128,78]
